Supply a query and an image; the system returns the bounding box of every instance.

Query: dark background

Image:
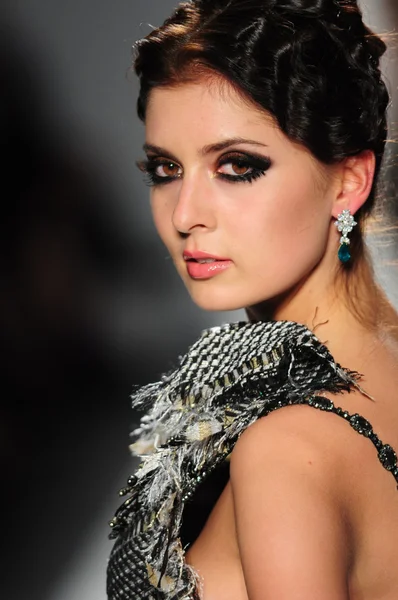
[0,2,397,599]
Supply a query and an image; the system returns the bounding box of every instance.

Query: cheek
[150,193,174,248]
[230,180,329,267]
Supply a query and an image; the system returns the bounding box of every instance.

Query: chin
[194,299,245,312]
[186,285,254,313]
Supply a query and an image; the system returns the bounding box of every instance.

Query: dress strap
[270,395,398,489]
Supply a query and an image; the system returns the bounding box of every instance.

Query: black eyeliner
[136,150,272,187]
[217,151,271,169]
[216,151,272,184]
[136,157,182,187]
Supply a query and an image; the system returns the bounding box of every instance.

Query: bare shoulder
[229,393,394,505]
[231,401,356,486]
[227,381,398,597]
[229,403,355,598]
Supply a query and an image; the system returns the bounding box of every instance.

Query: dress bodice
[106,320,398,600]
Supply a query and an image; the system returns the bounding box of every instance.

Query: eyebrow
[201,137,268,155]
[143,137,268,160]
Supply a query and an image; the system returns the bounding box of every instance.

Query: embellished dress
[106,320,398,600]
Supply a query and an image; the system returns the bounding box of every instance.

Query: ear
[331,150,376,219]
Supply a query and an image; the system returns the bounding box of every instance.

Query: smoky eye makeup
[216,151,272,184]
[136,157,183,187]
[136,150,272,187]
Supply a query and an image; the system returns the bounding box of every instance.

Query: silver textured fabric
[106,319,374,600]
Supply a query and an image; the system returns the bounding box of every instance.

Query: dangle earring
[335,209,357,263]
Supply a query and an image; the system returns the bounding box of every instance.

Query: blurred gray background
[0,2,396,600]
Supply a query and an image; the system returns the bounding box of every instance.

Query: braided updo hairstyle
[134,0,390,275]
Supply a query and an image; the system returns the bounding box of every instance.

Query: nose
[172,172,216,235]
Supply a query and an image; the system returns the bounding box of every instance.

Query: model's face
[142,80,338,312]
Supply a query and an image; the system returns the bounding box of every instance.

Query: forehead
[145,80,277,138]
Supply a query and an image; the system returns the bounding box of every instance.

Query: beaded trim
[302,395,398,487]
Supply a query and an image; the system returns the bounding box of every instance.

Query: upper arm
[230,405,352,600]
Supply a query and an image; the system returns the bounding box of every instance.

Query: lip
[183,250,233,280]
[183,250,231,261]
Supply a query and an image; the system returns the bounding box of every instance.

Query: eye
[156,162,182,178]
[218,161,252,177]
[216,152,272,184]
[136,158,183,187]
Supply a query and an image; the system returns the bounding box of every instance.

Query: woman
[107,1,398,598]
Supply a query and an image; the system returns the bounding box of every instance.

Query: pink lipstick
[183,251,233,280]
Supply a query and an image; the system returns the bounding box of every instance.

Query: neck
[246,249,398,369]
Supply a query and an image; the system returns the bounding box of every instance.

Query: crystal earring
[334,209,357,263]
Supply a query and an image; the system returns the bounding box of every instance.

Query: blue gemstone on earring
[338,243,351,263]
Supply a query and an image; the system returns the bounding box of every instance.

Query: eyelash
[136,152,272,187]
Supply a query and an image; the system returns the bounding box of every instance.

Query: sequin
[308,395,334,411]
[379,445,398,471]
[350,414,373,436]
